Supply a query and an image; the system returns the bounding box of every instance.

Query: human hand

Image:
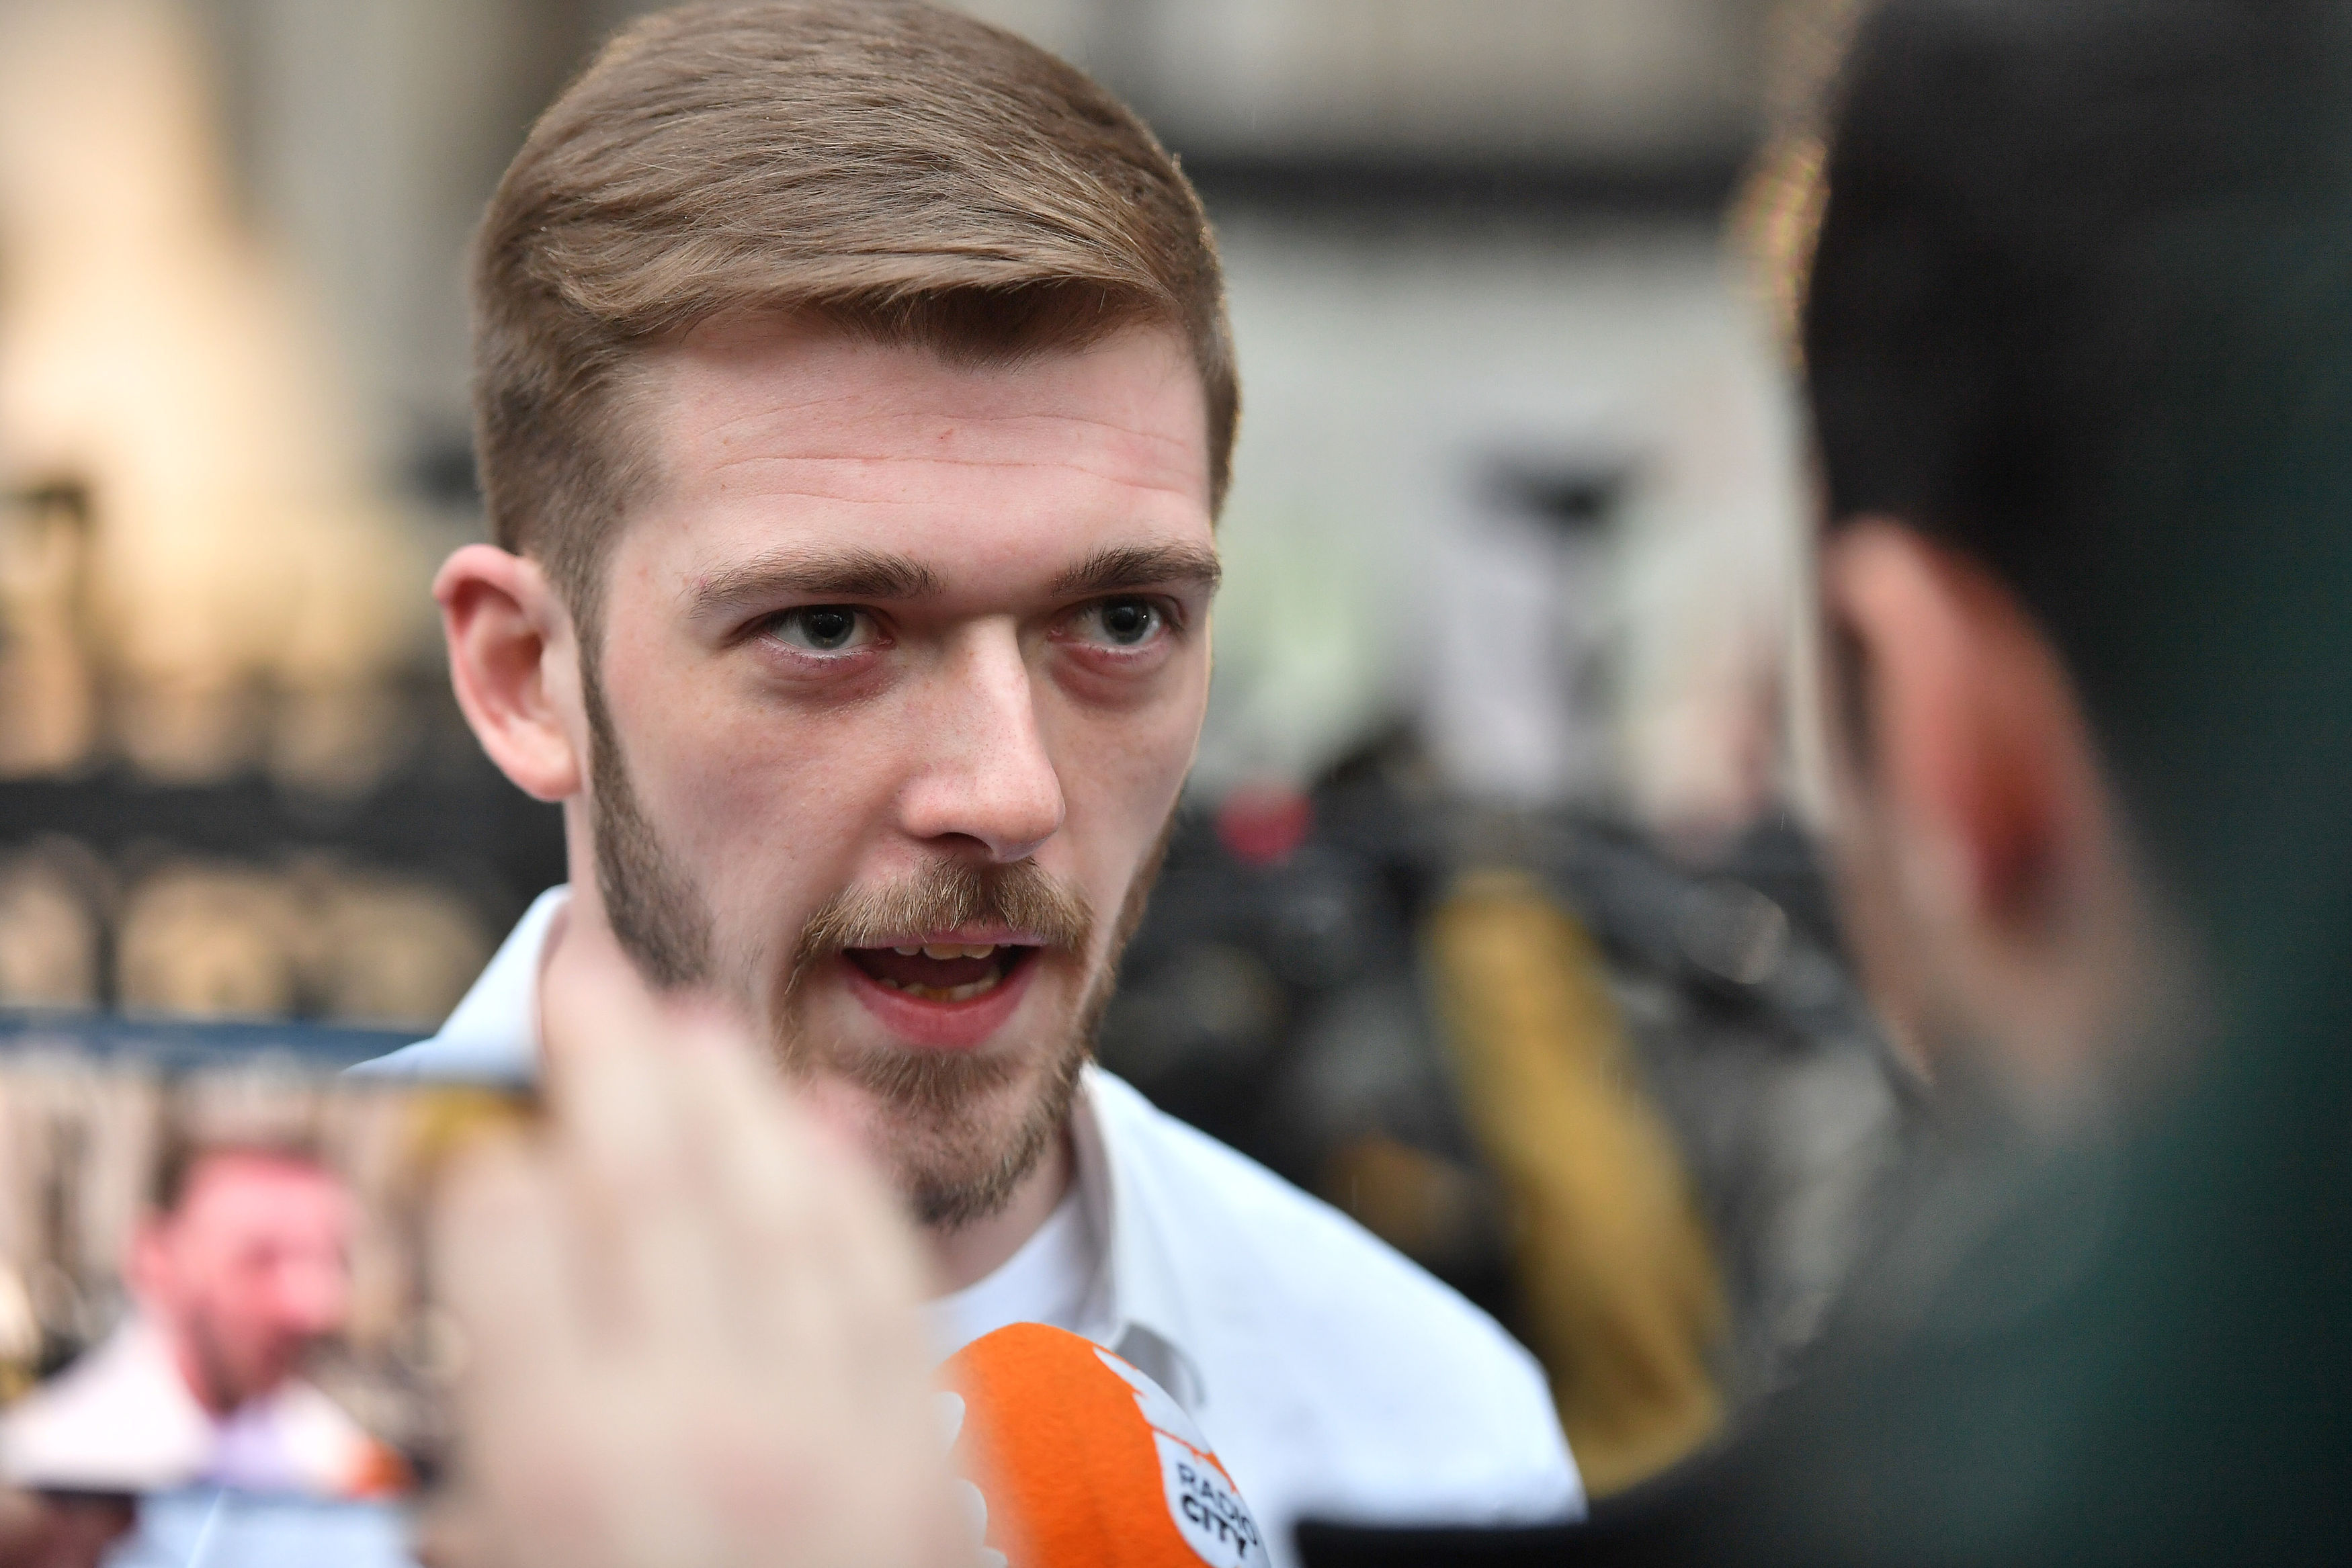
[425,969,962,1568]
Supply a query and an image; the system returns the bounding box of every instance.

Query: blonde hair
[471,0,1237,627]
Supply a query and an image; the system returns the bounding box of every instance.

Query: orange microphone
[941,1323,1267,1568]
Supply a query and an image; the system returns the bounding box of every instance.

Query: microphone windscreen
[941,1323,1267,1568]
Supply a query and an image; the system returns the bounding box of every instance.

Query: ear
[435,544,585,802]
[126,1217,170,1305]
[1822,520,2102,947]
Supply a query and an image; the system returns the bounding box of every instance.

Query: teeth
[875,971,1007,1002]
[918,943,999,961]
[894,945,920,956]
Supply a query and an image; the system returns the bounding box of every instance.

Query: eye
[763,605,880,654]
[1070,597,1167,648]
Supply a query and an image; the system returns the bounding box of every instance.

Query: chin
[817,1027,1087,1225]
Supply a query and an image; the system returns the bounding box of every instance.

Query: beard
[585,652,716,989]
[184,1304,314,1413]
[779,856,1101,1229]
[583,656,1171,1229]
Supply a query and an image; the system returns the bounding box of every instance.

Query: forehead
[622,314,1214,587]
[173,1153,347,1238]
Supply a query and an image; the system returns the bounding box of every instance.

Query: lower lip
[837,951,1041,1050]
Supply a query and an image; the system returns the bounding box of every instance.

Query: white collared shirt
[360,887,1584,1564]
[929,1186,1106,1359]
[1,1315,394,1497]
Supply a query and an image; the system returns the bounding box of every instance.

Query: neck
[535,884,640,1061]
[152,1315,239,1419]
[925,1128,1074,1296]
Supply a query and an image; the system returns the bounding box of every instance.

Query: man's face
[580,316,1217,1224]
[135,1153,353,1414]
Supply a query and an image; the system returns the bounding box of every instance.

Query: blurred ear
[1824,521,2101,939]
[125,1217,171,1305]
[1822,519,2132,1109]
[435,545,585,803]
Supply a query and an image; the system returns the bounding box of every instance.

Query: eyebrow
[1051,541,1223,600]
[683,548,947,621]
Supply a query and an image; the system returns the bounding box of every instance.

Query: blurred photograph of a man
[0,1137,403,1499]
[358,1,1578,1553]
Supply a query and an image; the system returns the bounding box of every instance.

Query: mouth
[841,941,1039,1002]
[834,939,1046,1051]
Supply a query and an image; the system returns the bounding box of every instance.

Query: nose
[897,619,1065,862]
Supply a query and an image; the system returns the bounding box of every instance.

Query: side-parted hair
[472,0,1237,634]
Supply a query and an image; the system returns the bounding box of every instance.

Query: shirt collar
[1074,1066,1211,1411]
[410,884,565,1081]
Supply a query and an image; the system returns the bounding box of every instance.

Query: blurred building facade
[0,0,1816,1020]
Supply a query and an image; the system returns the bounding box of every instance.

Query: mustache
[791,859,1095,974]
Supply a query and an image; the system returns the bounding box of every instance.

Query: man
[1,1139,402,1499]
[362,2,1578,1554]
[1299,0,2352,1561]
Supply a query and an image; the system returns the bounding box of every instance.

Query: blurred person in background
[0,1135,401,1500]
[1297,0,2352,1562]
[362,0,1579,1555]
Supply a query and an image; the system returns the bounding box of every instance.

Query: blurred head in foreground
[134,1141,352,1415]
[1304,3,2352,1561]
[438,1,1231,1227]
[1808,0,2352,1131]
[1757,0,2352,1555]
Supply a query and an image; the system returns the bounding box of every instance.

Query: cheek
[1045,661,1206,898]
[602,643,903,925]
[659,715,894,909]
